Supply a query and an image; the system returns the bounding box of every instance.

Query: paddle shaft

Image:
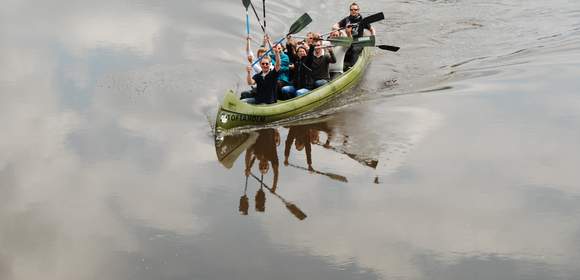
[250,173,301,207]
[249,1,266,33]
[262,0,266,34]
[251,13,312,67]
[245,10,250,35]
[288,163,348,182]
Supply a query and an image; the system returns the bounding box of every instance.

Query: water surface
[2,0,580,279]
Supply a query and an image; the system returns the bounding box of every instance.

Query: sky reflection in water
[2,0,580,279]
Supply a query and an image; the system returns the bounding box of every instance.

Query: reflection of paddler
[284,125,313,171]
[245,129,280,190]
[284,122,335,171]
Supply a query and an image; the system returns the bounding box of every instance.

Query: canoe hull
[216,48,371,132]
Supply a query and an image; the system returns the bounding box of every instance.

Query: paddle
[262,0,267,34]
[250,172,307,220]
[352,36,400,52]
[239,175,249,215]
[361,12,385,26]
[293,35,353,47]
[377,45,400,52]
[251,13,312,67]
[351,35,376,47]
[325,11,385,36]
[288,163,348,183]
[247,0,266,33]
[255,175,266,212]
[242,0,251,36]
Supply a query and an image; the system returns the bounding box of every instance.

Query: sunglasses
[260,62,270,65]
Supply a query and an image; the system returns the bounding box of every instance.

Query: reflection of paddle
[316,143,378,169]
[287,163,348,183]
[239,175,249,215]
[351,36,400,52]
[250,172,307,220]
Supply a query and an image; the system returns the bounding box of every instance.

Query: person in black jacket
[245,46,282,104]
[310,40,336,88]
[333,2,376,68]
[281,43,315,98]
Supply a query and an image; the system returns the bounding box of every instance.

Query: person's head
[329,29,341,38]
[297,46,308,58]
[312,33,321,41]
[309,130,320,144]
[259,159,269,174]
[349,2,360,17]
[314,41,323,55]
[257,47,267,58]
[274,43,284,53]
[260,56,272,72]
[295,138,305,151]
[306,32,315,45]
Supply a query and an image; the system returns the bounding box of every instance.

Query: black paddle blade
[378,45,400,52]
[362,12,385,25]
[288,13,312,35]
[242,0,251,9]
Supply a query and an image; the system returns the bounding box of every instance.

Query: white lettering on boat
[220,113,266,123]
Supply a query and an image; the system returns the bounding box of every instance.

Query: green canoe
[215,47,371,132]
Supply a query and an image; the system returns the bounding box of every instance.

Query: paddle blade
[378,45,400,52]
[352,35,376,47]
[286,203,307,220]
[239,195,249,215]
[327,36,352,47]
[288,13,312,35]
[327,173,348,183]
[242,0,251,9]
[362,12,385,25]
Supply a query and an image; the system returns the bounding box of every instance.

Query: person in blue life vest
[245,45,282,104]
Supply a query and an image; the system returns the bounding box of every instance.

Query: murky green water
[2,0,580,279]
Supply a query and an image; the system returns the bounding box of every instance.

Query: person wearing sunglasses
[245,46,282,104]
[333,3,376,69]
[333,2,376,38]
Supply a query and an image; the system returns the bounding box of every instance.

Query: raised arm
[273,46,281,72]
[369,25,376,36]
[246,65,255,85]
[327,47,336,63]
[246,37,254,63]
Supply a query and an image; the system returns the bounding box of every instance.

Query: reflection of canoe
[215,132,258,169]
[215,48,371,132]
